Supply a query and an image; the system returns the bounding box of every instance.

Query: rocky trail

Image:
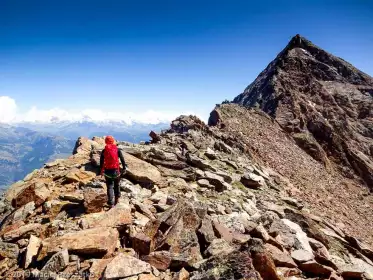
[1,114,373,280]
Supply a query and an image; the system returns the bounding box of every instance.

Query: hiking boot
[115,197,121,205]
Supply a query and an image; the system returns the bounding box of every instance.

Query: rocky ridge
[1,115,373,280]
[233,34,373,189]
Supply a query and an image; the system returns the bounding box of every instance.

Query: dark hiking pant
[104,169,121,206]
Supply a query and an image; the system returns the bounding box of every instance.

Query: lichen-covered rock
[190,251,262,280]
[39,249,69,280]
[0,241,19,259]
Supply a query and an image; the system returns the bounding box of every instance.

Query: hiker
[100,136,127,207]
[180,142,187,156]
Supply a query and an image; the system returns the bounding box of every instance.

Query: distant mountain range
[16,120,169,142]
[0,121,168,191]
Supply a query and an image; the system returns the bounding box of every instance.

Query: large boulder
[38,227,119,261]
[141,251,171,272]
[83,188,107,213]
[125,153,163,187]
[12,181,51,208]
[264,243,297,268]
[64,169,96,185]
[2,223,43,242]
[80,202,132,229]
[139,199,207,269]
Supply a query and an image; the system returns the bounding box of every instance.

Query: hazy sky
[1,0,373,123]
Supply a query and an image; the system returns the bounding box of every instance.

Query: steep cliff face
[233,35,373,188]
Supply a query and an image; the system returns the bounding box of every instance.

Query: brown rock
[173,268,189,280]
[267,236,285,251]
[80,202,132,229]
[198,218,216,249]
[252,224,270,242]
[251,246,282,280]
[277,267,302,277]
[12,182,50,208]
[24,235,42,268]
[38,227,119,261]
[125,153,163,186]
[139,274,161,280]
[64,169,96,185]
[83,188,107,213]
[299,261,334,277]
[89,258,113,280]
[134,201,157,220]
[141,251,171,272]
[0,220,25,237]
[308,237,330,259]
[212,220,233,243]
[59,193,84,203]
[103,253,152,279]
[2,223,43,242]
[265,244,297,268]
[132,232,152,256]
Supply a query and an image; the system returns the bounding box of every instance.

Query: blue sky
[1,0,372,122]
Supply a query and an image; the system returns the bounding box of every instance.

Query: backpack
[101,144,120,173]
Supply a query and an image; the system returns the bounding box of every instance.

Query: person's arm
[118,149,127,169]
[99,149,105,171]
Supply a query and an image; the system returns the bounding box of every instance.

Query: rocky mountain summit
[1,113,373,280]
[233,34,373,188]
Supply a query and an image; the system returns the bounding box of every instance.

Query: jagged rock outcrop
[232,34,373,188]
[0,116,372,279]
